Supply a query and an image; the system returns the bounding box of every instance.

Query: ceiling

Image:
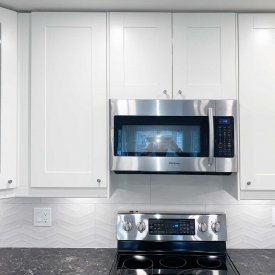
[1,0,275,12]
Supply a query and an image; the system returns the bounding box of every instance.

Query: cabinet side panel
[0,7,17,191]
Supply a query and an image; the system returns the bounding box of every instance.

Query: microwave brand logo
[168,162,181,165]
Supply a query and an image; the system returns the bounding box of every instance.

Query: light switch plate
[272,207,275,227]
[33,208,52,227]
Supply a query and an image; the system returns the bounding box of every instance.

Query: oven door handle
[208,107,214,166]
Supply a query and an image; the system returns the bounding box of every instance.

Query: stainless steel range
[110,212,239,275]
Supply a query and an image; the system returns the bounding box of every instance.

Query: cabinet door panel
[173,13,236,99]
[31,13,107,188]
[110,13,172,99]
[0,8,17,190]
[239,14,275,190]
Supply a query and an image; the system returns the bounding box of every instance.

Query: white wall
[0,174,275,248]
[0,13,273,249]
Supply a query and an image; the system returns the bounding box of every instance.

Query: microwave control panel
[214,117,234,158]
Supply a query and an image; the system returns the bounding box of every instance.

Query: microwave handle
[208,108,214,166]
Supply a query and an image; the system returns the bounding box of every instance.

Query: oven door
[110,100,216,174]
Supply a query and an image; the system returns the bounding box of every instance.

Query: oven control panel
[117,212,227,242]
[214,116,234,158]
[149,219,195,235]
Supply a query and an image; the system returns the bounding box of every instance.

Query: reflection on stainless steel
[110,99,238,174]
[112,99,211,117]
[117,213,227,242]
[113,157,215,173]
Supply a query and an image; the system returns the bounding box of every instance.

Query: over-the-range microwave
[110,99,238,175]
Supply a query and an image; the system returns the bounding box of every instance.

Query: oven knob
[211,222,221,233]
[137,221,146,233]
[198,222,207,232]
[122,221,132,232]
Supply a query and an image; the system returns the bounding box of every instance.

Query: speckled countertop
[228,249,275,275]
[0,248,274,275]
[0,248,116,275]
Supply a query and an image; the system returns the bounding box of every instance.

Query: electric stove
[110,212,239,275]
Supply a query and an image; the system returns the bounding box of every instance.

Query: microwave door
[111,114,216,174]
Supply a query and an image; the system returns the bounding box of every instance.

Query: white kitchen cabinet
[0,8,17,191]
[110,13,173,99]
[173,13,237,99]
[31,13,108,189]
[110,13,237,100]
[239,14,275,191]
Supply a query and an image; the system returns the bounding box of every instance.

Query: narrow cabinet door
[31,13,107,188]
[173,13,237,99]
[110,13,172,99]
[0,8,17,190]
[239,14,275,191]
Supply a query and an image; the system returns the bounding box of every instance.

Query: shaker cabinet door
[173,13,237,99]
[31,13,107,188]
[0,8,17,190]
[239,14,275,191]
[110,13,172,99]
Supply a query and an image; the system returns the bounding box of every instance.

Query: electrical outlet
[33,208,52,227]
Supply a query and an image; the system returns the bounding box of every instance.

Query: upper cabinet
[173,13,237,100]
[110,13,237,100]
[31,13,108,189]
[239,14,275,192]
[0,8,17,190]
[110,13,173,99]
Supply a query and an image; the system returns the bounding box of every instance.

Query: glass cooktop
[110,253,239,275]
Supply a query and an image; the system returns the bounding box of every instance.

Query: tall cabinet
[31,13,108,189]
[0,8,17,190]
[239,14,275,192]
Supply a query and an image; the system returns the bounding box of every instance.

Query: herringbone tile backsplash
[0,174,275,248]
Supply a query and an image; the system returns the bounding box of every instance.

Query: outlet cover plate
[33,208,52,227]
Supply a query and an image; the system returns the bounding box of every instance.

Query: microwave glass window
[118,125,200,157]
[114,116,209,157]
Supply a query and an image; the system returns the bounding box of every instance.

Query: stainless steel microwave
[110,99,238,175]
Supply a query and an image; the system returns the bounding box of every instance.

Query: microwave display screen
[114,116,209,157]
[218,118,230,125]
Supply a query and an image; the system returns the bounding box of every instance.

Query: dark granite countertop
[228,249,275,275]
[0,248,116,275]
[0,248,274,275]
